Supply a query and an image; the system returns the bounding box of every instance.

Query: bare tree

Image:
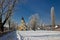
[28,14,40,31]
[5,17,11,30]
[10,21,18,30]
[0,0,17,32]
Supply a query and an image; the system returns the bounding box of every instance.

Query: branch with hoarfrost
[0,0,18,32]
[28,13,40,31]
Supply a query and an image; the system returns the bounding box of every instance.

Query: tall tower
[51,7,55,29]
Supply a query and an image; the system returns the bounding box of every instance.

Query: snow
[0,30,60,40]
[55,25,58,28]
[0,31,18,40]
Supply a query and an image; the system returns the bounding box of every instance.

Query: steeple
[22,17,24,20]
[21,17,25,23]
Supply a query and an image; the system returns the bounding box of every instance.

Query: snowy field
[0,30,60,40]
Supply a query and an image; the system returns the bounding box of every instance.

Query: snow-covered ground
[0,31,18,40]
[0,30,60,40]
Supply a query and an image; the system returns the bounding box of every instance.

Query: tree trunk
[0,17,4,32]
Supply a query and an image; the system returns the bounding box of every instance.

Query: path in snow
[0,30,60,40]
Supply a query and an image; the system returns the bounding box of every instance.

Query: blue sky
[12,0,60,25]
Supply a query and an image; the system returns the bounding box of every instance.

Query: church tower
[18,17,27,31]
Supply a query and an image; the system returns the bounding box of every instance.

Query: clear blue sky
[12,0,60,25]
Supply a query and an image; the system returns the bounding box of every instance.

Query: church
[18,17,27,31]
